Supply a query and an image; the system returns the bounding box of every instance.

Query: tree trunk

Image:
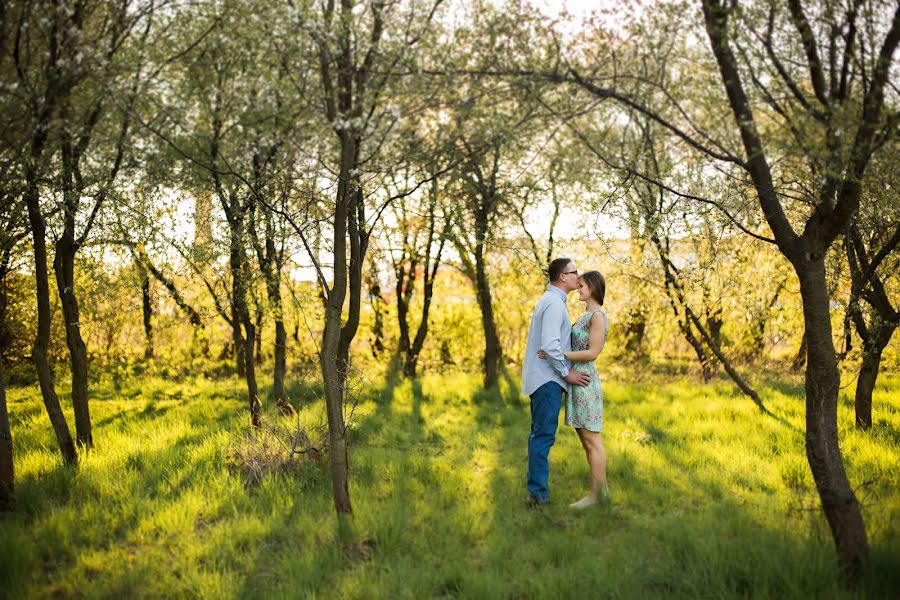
[681,320,713,382]
[684,303,766,411]
[474,241,502,388]
[231,244,260,427]
[797,259,868,574]
[369,279,385,358]
[53,238,92,448]
[652,235,713,380]
[319,135,355,517]
[138,252,208,356]
[404,275,438,379]
[854,347,879,430]
[623,308,647,357]
[844,221,898,430]
[266,271,291,415]
[854,326,894,430]
[241,310,260,428]
[0,353,13,511]
[395,259,415,373]
[231,302,245,377]
[138,262,154,359]
[24,181,77,465]
[254,306,264,365]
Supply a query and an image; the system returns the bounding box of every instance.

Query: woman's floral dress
[565,308,608,432]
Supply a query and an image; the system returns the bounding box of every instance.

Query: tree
[843,140,900,429]
[697,0,900,572]
[524,0,899,573]
[0,168,25,511]
[386,174,451,378]
[293,0,445,515]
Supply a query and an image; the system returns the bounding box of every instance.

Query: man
[521,257,591,505]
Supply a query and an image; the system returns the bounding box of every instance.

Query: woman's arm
[564,312,607,362]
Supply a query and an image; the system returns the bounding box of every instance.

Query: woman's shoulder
[589,308,608,325]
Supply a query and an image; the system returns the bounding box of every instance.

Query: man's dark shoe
[526,495,549,508]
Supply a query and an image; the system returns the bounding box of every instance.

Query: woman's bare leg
[576,428,607,501]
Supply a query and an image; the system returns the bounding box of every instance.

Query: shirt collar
[546,284,568,302]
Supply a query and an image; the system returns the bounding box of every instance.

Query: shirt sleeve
[540,302,570,378]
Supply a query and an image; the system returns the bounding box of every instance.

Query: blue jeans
[527,381,564,502]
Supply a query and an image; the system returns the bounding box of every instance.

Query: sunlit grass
[1,369,898,598]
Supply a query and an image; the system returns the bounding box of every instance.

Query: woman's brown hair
[579,271,606,305]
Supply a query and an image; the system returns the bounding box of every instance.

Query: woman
[539,270,610,509]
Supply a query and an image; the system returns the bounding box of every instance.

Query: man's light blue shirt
[521,285,572,397]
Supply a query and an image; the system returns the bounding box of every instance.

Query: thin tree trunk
[319,136,356,517]
[266,266,291,415]
[404,269,439,379]
[404,184,447,379]
[138,262,154,359]
[25,180,77,465]
[681,319,713,382]
[230,233,260,428]
[395,258,415,370]
[845,221,899,430]
[136,250,208,355]
[254,304,264,365]
[368,273,385,358]
[797,259,868,573]
[231,301,245,377]
[651,235,713,380]
[684,302,766,411]
[241,310,260,428]
[0,353,13,511]
[474,241,502,388]
[53,238,92,448]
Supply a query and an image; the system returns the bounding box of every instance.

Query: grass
[1,367,899,599]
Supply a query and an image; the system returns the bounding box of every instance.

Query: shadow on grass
[7,371,898,598]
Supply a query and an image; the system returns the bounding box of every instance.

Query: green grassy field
[1,368,899,599]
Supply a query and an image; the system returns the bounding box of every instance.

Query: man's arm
[540,302,570,379]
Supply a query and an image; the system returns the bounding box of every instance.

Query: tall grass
[1,369,898,598]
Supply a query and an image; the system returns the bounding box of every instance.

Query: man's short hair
[548,257,572,283]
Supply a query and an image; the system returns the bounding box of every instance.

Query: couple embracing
[521,257,610,509]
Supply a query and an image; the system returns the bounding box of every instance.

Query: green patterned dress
[565,308,608,432]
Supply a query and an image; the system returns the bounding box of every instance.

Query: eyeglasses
[562,270,578,276]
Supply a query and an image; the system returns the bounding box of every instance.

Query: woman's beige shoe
[568,496,597,509]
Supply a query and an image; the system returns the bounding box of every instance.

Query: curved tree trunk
[651,235,714,381]
[53,238,92,448]
[137,251,208,356]
[25,183,77,465]
[404,274,438,379]
[797,259,868,573]
[404,193,447,380]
